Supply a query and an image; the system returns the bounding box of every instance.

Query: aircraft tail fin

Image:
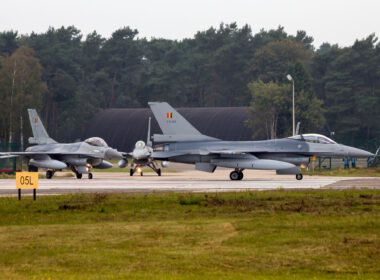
[27,109,57,144]
[146,117,152,147]
[148,102,218,142]
[295,122,301,135]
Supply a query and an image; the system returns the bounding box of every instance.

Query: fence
[0,143,22,174]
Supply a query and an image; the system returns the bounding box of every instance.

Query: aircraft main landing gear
[46,170,54,179]
[70,166,83,179]
[230,170,244,181]
[296,174,303,180]
[147,161,161,176]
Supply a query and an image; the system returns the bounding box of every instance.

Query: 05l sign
[16,172,39,189]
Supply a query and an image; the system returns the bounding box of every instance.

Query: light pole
[287,74,295,136]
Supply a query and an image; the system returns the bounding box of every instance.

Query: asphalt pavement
[1,169,379,195]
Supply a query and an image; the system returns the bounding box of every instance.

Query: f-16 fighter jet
[118,117,163,176]
[0,109,123,179]
[148,102,374,181]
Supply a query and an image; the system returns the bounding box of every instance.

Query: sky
[1,0,379,48]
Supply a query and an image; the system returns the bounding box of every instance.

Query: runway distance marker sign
[16,172,38,189]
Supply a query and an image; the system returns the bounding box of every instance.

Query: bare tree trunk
[273,116,278,139]
[265,120,270,140]
[9,60,17,143]
[271,119,275,139]
[20,115,23,151]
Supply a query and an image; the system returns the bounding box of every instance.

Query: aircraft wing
[151,151,189,159]
[0,151,104,158]
[0,154,19,159]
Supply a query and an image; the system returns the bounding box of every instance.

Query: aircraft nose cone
[105,148,123,159]
[342,145,374,158]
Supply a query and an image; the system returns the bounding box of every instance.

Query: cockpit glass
[135,141,146,149]
[85,137,108,147]
[288,134,336,144]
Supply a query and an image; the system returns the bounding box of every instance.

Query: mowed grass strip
[0,190,379,279]
[304,166,380,177]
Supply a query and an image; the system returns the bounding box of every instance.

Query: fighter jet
[148,102,374,180]
[118,118,163,176]
[0,109,123,179]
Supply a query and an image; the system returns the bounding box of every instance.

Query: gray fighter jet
[0,109,123,179]
[118,117,163,176]
[148,102,374,180]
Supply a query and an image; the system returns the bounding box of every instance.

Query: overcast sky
[1,0,379,48]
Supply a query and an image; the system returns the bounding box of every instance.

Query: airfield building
[84,107,253,152]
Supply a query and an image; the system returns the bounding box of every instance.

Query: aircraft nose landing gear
[296,174,303,180]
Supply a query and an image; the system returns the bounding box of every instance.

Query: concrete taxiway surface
[1,169,379,195]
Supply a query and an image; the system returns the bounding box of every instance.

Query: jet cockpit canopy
[85,137,108,147]
[289,134,336,144]
[135,140,146,149]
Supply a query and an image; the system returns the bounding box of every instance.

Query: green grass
[0,190,379,279]
[304,167,380,177]
[0,173,17,179]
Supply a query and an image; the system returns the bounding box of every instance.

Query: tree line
[0,23,379,150]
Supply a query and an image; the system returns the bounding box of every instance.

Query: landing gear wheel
[88,173,93,179]
[46,170,53,179]
[157,168,161,176]
[238,172,244,180]
[76,173,82,179]
[230,171,240,181]
[130,169,134,176]
[296,174,303,180]
[140,172,143,176]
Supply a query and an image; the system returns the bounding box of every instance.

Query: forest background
[0,23,379,150]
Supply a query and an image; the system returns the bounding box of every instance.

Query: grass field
[304,167,380,177]
[0,190,379,279]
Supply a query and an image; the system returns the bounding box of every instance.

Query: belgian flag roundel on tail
[167,112,172,119]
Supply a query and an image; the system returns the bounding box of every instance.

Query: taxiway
[0,169,379,195]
